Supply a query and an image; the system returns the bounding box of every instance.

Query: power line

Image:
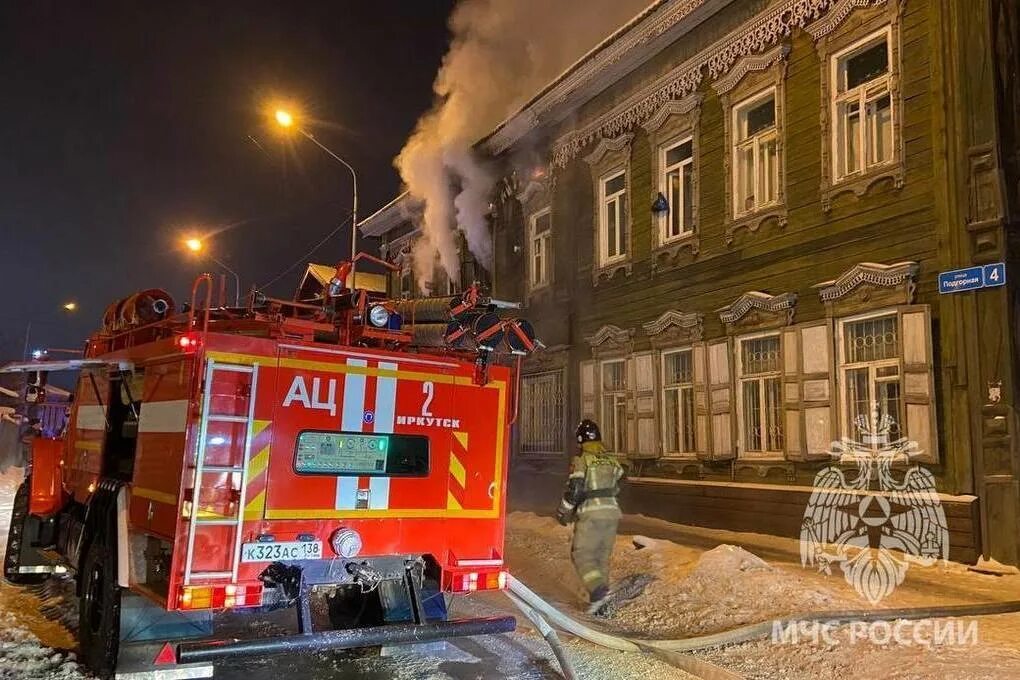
[258,213,354,292]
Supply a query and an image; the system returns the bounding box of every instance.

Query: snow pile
[0,610,85,680]
[610,542,852,638]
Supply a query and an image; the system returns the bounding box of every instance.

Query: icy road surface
[0,468,685,680]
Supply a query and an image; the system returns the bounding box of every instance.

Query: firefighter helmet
[575,419,601,444]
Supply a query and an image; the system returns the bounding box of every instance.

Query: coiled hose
[506,575,1020,680]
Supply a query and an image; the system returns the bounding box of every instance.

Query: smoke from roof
[395,0,652,292]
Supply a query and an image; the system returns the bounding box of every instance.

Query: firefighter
[556,419,624,605]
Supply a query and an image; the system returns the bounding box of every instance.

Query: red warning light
[177,335,199,351]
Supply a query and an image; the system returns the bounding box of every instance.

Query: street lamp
[23,302,78,360]
[273,108,360,286]
[183,237,241,307]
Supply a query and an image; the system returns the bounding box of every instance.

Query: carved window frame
[717,51,789,245]
[641,95,702,270]
[813,0,906,210]
[585,134,634,284]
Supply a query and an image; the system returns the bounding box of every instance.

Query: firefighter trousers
[570,513,619,597]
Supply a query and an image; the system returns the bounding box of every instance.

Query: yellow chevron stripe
[244,490,266,519]
[449,453,466,488]
[453,431,469,450]
[246,446,270,480]
[252,419,271,438]
[447,491,463,510]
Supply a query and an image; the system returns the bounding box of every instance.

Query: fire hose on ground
[505,575,1020,680]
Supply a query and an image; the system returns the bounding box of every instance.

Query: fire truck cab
[3,264,538,678]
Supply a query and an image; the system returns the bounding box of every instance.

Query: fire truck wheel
[3,480,47,585]
[78,527,121,679]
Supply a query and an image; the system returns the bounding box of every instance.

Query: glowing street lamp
[272,107,359,283]
[274,109,293,128]
[62,302,77,312]
[183,237,240,306]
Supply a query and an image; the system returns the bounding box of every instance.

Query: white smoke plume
[396,0,652,292]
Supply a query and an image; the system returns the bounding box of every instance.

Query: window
[661,349,695,455]
[599,171,628,265]
[600,359,628,453]
[733,91,780,216]
[840,314,903,446]
[660,139,694,242]
[832,30,894,180]
[738,335,783,455]
[519,372,564,458]
[529,209,552,289]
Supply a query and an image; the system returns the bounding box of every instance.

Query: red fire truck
[2,259,539,678]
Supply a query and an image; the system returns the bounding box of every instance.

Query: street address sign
[938,263,1006,294]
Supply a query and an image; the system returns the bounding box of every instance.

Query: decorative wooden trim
[718,291,798,330]
[586,134,634,285]
[806,0,885,39]
[583,133,634,166]
[815,261,918,315]
[713,44,790,95]
[551,0,866,168]
[484,0,711,155]
[644,309,701,340]
[719,56,790,245]
[815,0,905,211]
[586,325,636,358]
[640,93,702,134]
[814,261,919,302]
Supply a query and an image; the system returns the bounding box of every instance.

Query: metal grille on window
[843,315,902,446]
[519,372,564,459]
[601,360,628,453]
[740,336,783,454]
[662,350,695,454]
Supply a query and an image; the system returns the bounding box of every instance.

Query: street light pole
[297,129,358,265]
[184,238,240,306]
[274,111,360,287]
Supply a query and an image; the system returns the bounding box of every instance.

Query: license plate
[240,540,322,563]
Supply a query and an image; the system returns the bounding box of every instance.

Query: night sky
[0,0,455,360]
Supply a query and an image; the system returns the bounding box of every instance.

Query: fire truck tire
[77,514,121,679]
[3,480,47,585]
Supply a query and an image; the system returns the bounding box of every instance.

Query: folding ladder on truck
[183,359,259,584]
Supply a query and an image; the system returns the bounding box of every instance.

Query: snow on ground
[0,468,86,680]
[8,461,1020,679]
[505,510,1020,680]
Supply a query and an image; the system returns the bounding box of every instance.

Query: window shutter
[630,351,657,459]
[899,306,937,461]
[693,343,709,458]
[579,360,596,421]
[703,339,735,461]
[786,320,836,461]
